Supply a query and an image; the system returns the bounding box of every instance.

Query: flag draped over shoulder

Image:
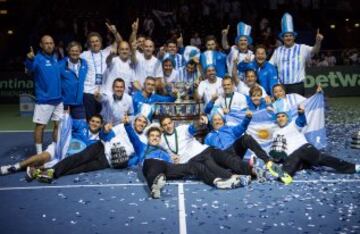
[225,93,327,156]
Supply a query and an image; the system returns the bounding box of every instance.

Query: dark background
[0,0,359,71]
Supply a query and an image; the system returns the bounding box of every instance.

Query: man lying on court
[124,115,251,199]
[0,114,108,179]
[29,113,150,183]
[266,99,360,184]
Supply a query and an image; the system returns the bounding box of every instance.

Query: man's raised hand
[105,22,117,35]
[122,114,130,124]
[298,104,305,114]
[245,109,253,118]
[222,25,230,36]
[27,46,35,60]
[132,18,139,32]
[104,123,113,133]
[316,28,324,42]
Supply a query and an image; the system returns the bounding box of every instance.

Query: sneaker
[214,174,249,189]
[0,165,12,175]
[25,166,42,182]
[238,175,252,187]
[253,167,267,183]
[214,177,229,189]
[8,166,18,173]
[355,164,360,173]
[151,173,166,199]
[266,161,293,185]
[37,169,54,184]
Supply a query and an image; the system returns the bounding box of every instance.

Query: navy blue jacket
[124,123,172,165]
[24,52,62,104]
[132,91,175,115]
[246,61,278,96]
[204,116,251,150]
[246,96,268,111]
[59,58,88,106]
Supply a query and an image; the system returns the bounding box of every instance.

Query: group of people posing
[1,13,359,199]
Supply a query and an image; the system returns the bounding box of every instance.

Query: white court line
[0,130,52,133]
[0,179,359,191]
[178,183,187,234]
[0,181,199,191]
[293,179,360,183]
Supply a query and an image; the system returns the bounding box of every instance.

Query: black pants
[142,159,218,188]
[83,93,102,121]
[53,141,110,178]
[284,82,305,96]
[228,133,270,163]
[190,147,252,178]
[283,143,355,176]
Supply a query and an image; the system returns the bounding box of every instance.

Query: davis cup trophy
[153,81,201,121]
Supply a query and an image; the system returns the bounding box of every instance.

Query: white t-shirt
[272,121,308,155]
[214,91,248,111]
[227,46,254,80]
[103,124,135,167]
[103,56,135,94]
[197,77,223,105]
[160,125,208,164]
[81,46,111,94]
[163,69,180,83]
[135,51,162,86]
[269,43,313,84]
[99,92,134,126]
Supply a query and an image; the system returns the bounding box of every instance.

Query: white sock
[213,178,221,184]
[36,144,42,154]
[14,163,21,171]
[355,164,360,173]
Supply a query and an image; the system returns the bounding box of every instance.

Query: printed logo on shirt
[45,60,52,67]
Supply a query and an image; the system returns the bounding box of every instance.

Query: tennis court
[0,97,359,234]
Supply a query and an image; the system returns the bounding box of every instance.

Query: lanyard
[225,92,234,109]
[164,130,178,154]
[91,51,103,74]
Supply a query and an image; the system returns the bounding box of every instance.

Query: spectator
[190,32,202,48]
[324,51,336,66]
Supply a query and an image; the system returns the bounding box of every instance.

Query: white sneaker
[355,164,360,173]
[151,173,166,199]
[215,174,244,189]
[0,165,12,175]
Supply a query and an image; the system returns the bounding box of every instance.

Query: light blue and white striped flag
[55,112,73,160]
[225,93,326,158]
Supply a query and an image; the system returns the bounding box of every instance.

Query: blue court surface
[0,126,360,234]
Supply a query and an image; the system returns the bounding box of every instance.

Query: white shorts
[33,103,63,125]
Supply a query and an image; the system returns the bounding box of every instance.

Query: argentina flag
[226,93,326,157]
[55,112,73,161]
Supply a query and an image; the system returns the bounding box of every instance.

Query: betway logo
[305,72,360,88]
